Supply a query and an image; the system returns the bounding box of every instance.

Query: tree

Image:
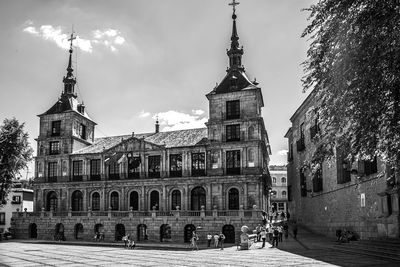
[0,118,33,204]
[302,1,400,186]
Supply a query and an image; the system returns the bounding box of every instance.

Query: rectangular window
[300,169,307,197]
[48,162,57,182]
[226,100,240,120]
[51,121,61,136]
[72,160,83,181]
[127,154,141,179]
[226,124,240,142]
[109,161,120,180]
[337,150,351,184]
[80,124,86,140]
[364,156,377,176]
[90,159,101,180]
[169,154,182,177]
[226,150,241,175]
[11,196,21,204]
[312,169,323,193]
[191,153,205,176]
[0,213,5,225]
[148,155,161,178]
[49,141,60,155]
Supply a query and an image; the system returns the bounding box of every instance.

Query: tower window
[51,121,61,136]
[226,100,240,120]
[79,124,86,140]
[226,150,241,175]
[226,124,240,142]
[49,141,60,155]
[48,162,58,182]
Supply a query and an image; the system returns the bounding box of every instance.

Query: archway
[184,224,196,243]
[74,223,83,239]
[110,191,119,210]
[130,191,139,210]
[160,224,171,242]
[54,223,65,241]
[28,223,37,238]
[94,223,104,240]
[46,191,57,211]
[191,187,206,210]
[150,190,159,210]
[115,224,125,241]
[171,190,181,210]
[71,190,83,211]
[228,188,239,210]
[137,224,147,241]
[222,224,235,243]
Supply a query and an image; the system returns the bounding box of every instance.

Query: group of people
[94,232,105,241]
[190,231,226,251]
[122,234,136,249]
[255,220,297,248]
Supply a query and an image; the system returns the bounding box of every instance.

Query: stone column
[141,186,145,211]
[121,187,125,211]
[83,189,87,211]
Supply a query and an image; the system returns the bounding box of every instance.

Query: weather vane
[229,0,240,13]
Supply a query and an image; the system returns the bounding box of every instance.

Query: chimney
[155,117,160,133]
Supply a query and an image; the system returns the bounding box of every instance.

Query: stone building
[12,6,272,243]
[285,91,399,239]
[269,165,288,213]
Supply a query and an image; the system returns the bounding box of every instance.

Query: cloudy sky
[0,0,316,178]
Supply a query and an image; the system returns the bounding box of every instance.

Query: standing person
[219,232,225,250]
[213,233,219,248]
[267,225,273,242]
[261,211,268,226]
[260,228,267,248]
[292,222,298,239]
[272,227,279,247]
[278,226,283,242]
[207,233,212,247]
[286,211,291,221]
[191,231,199,251]
[283,223,289,239]
[256,224,261,242]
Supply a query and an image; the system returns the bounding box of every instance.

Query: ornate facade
[12,6,272,243]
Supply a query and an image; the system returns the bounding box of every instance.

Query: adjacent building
[285,91,399,239]
[269,165,288,213]
[12,6,272,243]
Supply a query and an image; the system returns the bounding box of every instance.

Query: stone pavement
[0,233,398,267]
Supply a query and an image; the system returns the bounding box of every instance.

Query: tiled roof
[210,69,258,95]
[73,128,208,155]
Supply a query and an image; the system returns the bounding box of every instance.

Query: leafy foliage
[0,118,33,204]
[302,0,400,180]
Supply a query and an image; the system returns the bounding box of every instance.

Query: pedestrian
[272,227,279,247]
[286,211,291,221]
[267,225,273,241]
[283,223,289,239]
[260,228,267,248]
[122,234,129,248]
[213,233,219,248]
[256,224,261,242]
[207,233,212,247]
[191,231,199,251]
[278,226,283,242]
[292,222,298,239]
[128,235,135,249]
[261,211,268,226]
[219,232,225,250]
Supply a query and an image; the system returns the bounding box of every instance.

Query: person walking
[272,227,279,247]
[191,231,199,251]
[256,224,261,242]
[260,228,267,248]
[213,233,219,248]
[278,226,283,242]
[292,222,298,239]
[283,223,289,239]
[219,232,225,250]
[207,233,212,247]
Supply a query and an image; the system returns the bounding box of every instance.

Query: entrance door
[137,224,147,241]
[115,224,125,241]
[160,224,171,242]
[29,223,37,238]
[184,224,196,243]
[74,223,83,239]
[222,224,235,243]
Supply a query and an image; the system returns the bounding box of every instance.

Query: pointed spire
[227,0,244,71]
[63,32,77,97]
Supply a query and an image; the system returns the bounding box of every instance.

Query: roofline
[289,89,316,122]
[284,127,292,138]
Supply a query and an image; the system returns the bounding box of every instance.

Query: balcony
[296,138,305,152]
[72,175,83,182]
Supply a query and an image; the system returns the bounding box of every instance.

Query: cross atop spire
[228,0,240,13]
[63,30,77,98]
[68,32,76,51]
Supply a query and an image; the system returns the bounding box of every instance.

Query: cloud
[151,110,207,131]
[277,149,288,156]
[23,22,127,53]
[138,110,151,118]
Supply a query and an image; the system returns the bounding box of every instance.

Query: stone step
[344,242,400,254]
[333,244,400,262]
[357,240,400,249]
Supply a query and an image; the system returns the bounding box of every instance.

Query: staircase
[332,238,400,262]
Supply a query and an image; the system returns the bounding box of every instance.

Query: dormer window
[51,121,61,136]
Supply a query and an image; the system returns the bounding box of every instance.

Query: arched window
[110,192,119,210]
[171,190,181,210]
[92,192,100,211]
[272,177,277,184]
[191,187,206,210]
[248,126,255,139]
[281,177,287,183]
[228,188,239,210]
[46,191,57,211]
[71,190,83,211]
[130,191,139,210]
[282,191,287,197]
[150,190,159,210]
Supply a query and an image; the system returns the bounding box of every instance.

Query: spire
[62,33,77,98]
[155,115,160,133]
[227,0,244,71]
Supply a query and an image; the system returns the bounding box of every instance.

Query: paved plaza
[0,237,398,267]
